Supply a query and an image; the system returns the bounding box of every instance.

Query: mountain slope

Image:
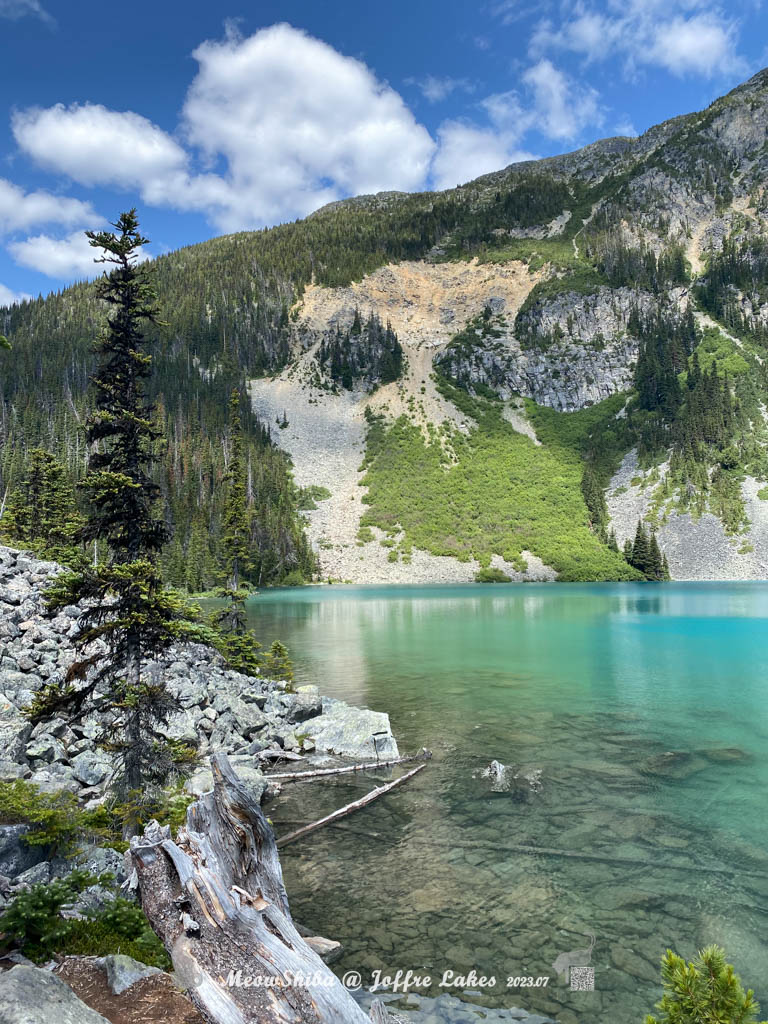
[4,69,768,581]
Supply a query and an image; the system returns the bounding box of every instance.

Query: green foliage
[262,640,293,682]
[360,382,641,582]
[475,567,513,582]
[0,780,116,854]
[0,870,169,967]
[297,485,332,509]
[0,448,83,561]
[645,946,766,1024]
[28,214,214,831]
[697,236,768,346]
[317,312,402,389]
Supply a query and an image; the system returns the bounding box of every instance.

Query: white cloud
[12,104,188,190]
[530,1,747,79]
[432,122,535,189]
[0,178,96,235]
[615,116,638,137]
[12,25,436,232]
[0,0,53,25]
[522,59,603,140]
[411,75,474,103]
[650,13,743,77]
[0,282,31,306]
[431,60,601,188]
[180,23,436,229]
[6,228,148,280]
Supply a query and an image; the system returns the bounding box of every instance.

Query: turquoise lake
[245,583,768,1022]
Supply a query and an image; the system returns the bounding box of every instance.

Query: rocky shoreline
[0,542,399,896]
[0,544,561,1024]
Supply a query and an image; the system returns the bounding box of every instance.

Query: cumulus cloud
[0,282,32,306]
[7,228,151,280]
[522,59,603,140]
[12,104,189,190]
[530,0,747,79]
[431,61,601,188]
[0,178,96,235]
[180,23,436,228]
[432,122,535,189]
[12,25,436,232]
[0,0,53,25]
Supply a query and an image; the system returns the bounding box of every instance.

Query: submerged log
[130,752,376,1024]
[268,748,432,782]
[276,763,427,849]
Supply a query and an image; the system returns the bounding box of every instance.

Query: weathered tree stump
[130,752,375,1024]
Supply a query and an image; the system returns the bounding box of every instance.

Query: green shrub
[360,381,640,582]
[0,869,169,967]
[0,780,116,854]
[645,946,767,1024]
[475,567,512,582]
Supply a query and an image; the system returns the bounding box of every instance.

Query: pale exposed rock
[101,953,161,995]
[0,965,111,1024]
[301,699,399,759]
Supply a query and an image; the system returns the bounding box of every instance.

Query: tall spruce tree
[211,388,263,673]
[632,520,651,575]
[29,211,199,836]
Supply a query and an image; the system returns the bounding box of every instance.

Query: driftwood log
[130,752,380,1024]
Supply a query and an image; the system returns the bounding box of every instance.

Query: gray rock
[70,751,111,787]
[184,761,267,802]
[28,763,80,794]
[26,734,65,763]
[0,965,111,1024]
[75,845,126,884]
[13,861,51,887]
[0,759,31,781]
[301,700,399,759]
[0,825,46,879]
[102,953,161,995]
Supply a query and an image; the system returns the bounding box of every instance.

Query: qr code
[570,966,595,991]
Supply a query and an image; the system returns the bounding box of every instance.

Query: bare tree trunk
[130,753,376,1024]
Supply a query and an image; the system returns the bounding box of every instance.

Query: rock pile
[0,543,398,801]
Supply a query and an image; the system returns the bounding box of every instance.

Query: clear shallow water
[245,584,768,1022]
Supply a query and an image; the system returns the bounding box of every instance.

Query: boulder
[184,760,267,802]
[0,824,47,879]
[70,751,111,787]
[0,965,111,1024]
[26,734,65,763]
[301,699,399,759]
[13,860,51,886]
[101,953,161,995]
[304,935,343,964]
[0,710,32,761]
[28,763,80,794]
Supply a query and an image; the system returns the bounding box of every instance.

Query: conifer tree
[648,531,664,581]
[645,945,766,1024]
[212,388,263,673]
[632,520,650,575]
[2,448,82,560]
[28,211,200,836]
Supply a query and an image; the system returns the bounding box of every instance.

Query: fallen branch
[268,748,432,782]
[277,763,427,849]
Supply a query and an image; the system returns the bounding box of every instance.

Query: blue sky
[0,0,765,303]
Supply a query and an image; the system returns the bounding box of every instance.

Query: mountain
[4,69,768,583]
